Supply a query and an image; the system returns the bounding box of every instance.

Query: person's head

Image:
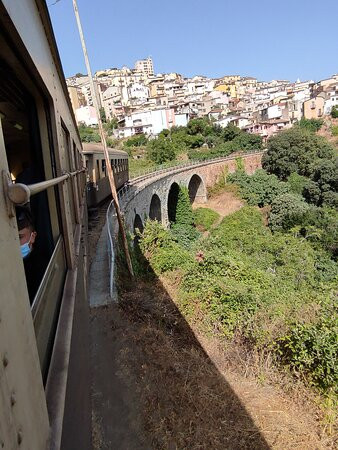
[16,207,37,259]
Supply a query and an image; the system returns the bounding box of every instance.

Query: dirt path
[194,190,244,220]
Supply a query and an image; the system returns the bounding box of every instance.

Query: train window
[101,159,106,176]
[0,58,58,290]
[96,159,100,180]
[61,125,77,229]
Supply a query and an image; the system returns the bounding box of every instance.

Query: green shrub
[175,186,194,227]
[193,208,220,231]
[170,224,200,249]
[331,125,338,136]
[78,123,101,143]
[331,105,338,118]
[151,242,193,274]
[146,137,176,164]
[278,311,338,392]
[287,172,309,195]
[123,134,147,148]
[297,117,323,133]
[269,193,310,232]
[227,169,289,207]
[139,220,171,257]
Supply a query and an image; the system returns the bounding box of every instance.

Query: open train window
[0,59,58,300]
[0,50,66,379]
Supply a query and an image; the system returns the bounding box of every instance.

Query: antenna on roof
[72,0,134,277]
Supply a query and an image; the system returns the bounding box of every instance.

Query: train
[83,142,128,208]
[0,1,128,448]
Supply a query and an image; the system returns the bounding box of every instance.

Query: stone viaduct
[119,152,263,233]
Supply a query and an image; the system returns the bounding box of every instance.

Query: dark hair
[16,206,35,231]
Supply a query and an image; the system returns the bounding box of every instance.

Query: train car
[83,142,128,208]
[0,1,91,449]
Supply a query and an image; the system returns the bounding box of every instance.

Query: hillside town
[67,57,338,142]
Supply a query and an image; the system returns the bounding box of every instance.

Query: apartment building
[135,57,154,77]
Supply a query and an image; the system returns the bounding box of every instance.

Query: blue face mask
[20,234,32,259]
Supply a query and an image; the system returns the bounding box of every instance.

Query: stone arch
[149,193,162,222]
[133,213,144,234]
[188,174,207,204]
[167,182,180,223]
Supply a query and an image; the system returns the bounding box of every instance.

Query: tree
[262,128,335,180]
[231,132,262,151]
[75,72,86,77]
[268,193,310,232]
[99,107,106,123]
[123,134,147,148]
[331,105,338,118]
[175,186,194,227]
[146,137,176,164]
[222,123,241,141]
[297,117,323,133]
[104,117,119,135]
[170,186,200,247]
[187,117,213,136]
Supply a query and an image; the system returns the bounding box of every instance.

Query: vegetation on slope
[132,129,337,400]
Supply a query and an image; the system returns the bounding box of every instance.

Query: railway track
[88,200,111,266]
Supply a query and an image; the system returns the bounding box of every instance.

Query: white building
[75,106,98,126]
[114,108,188,138]
[324,88,338,115]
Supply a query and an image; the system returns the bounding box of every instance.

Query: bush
[175,186,194,227]
[297,117,323,133]
[193,208,220,231]
[331,105,338,118]
[139,220,172,257]
[278,311,338,392]
[331,125,338,136]
[287,172,309,196]
[170,224,200,249]
[146,137,176,164]
[123,134,147,148]
[268,193,310,232]
[227,169,289,207]
[78,123,101,143]
[151,242,193,273]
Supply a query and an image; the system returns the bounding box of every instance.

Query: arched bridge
[118,152,263,233]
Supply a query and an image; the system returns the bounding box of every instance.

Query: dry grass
[113,276,332,449]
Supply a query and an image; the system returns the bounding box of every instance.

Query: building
[135,57,154,77]
[114,107,188,138]
[244,119,291,142]
[67,85,86,112]
[303,95,325,119]
[75,105,98,126]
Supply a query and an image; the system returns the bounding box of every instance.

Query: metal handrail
[5,168,86,206]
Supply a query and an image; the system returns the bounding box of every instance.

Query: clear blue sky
[48,0,338,82]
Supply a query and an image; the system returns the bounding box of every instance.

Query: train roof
[82,142,128,157]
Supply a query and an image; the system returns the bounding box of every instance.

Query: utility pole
[72,0,134,277]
